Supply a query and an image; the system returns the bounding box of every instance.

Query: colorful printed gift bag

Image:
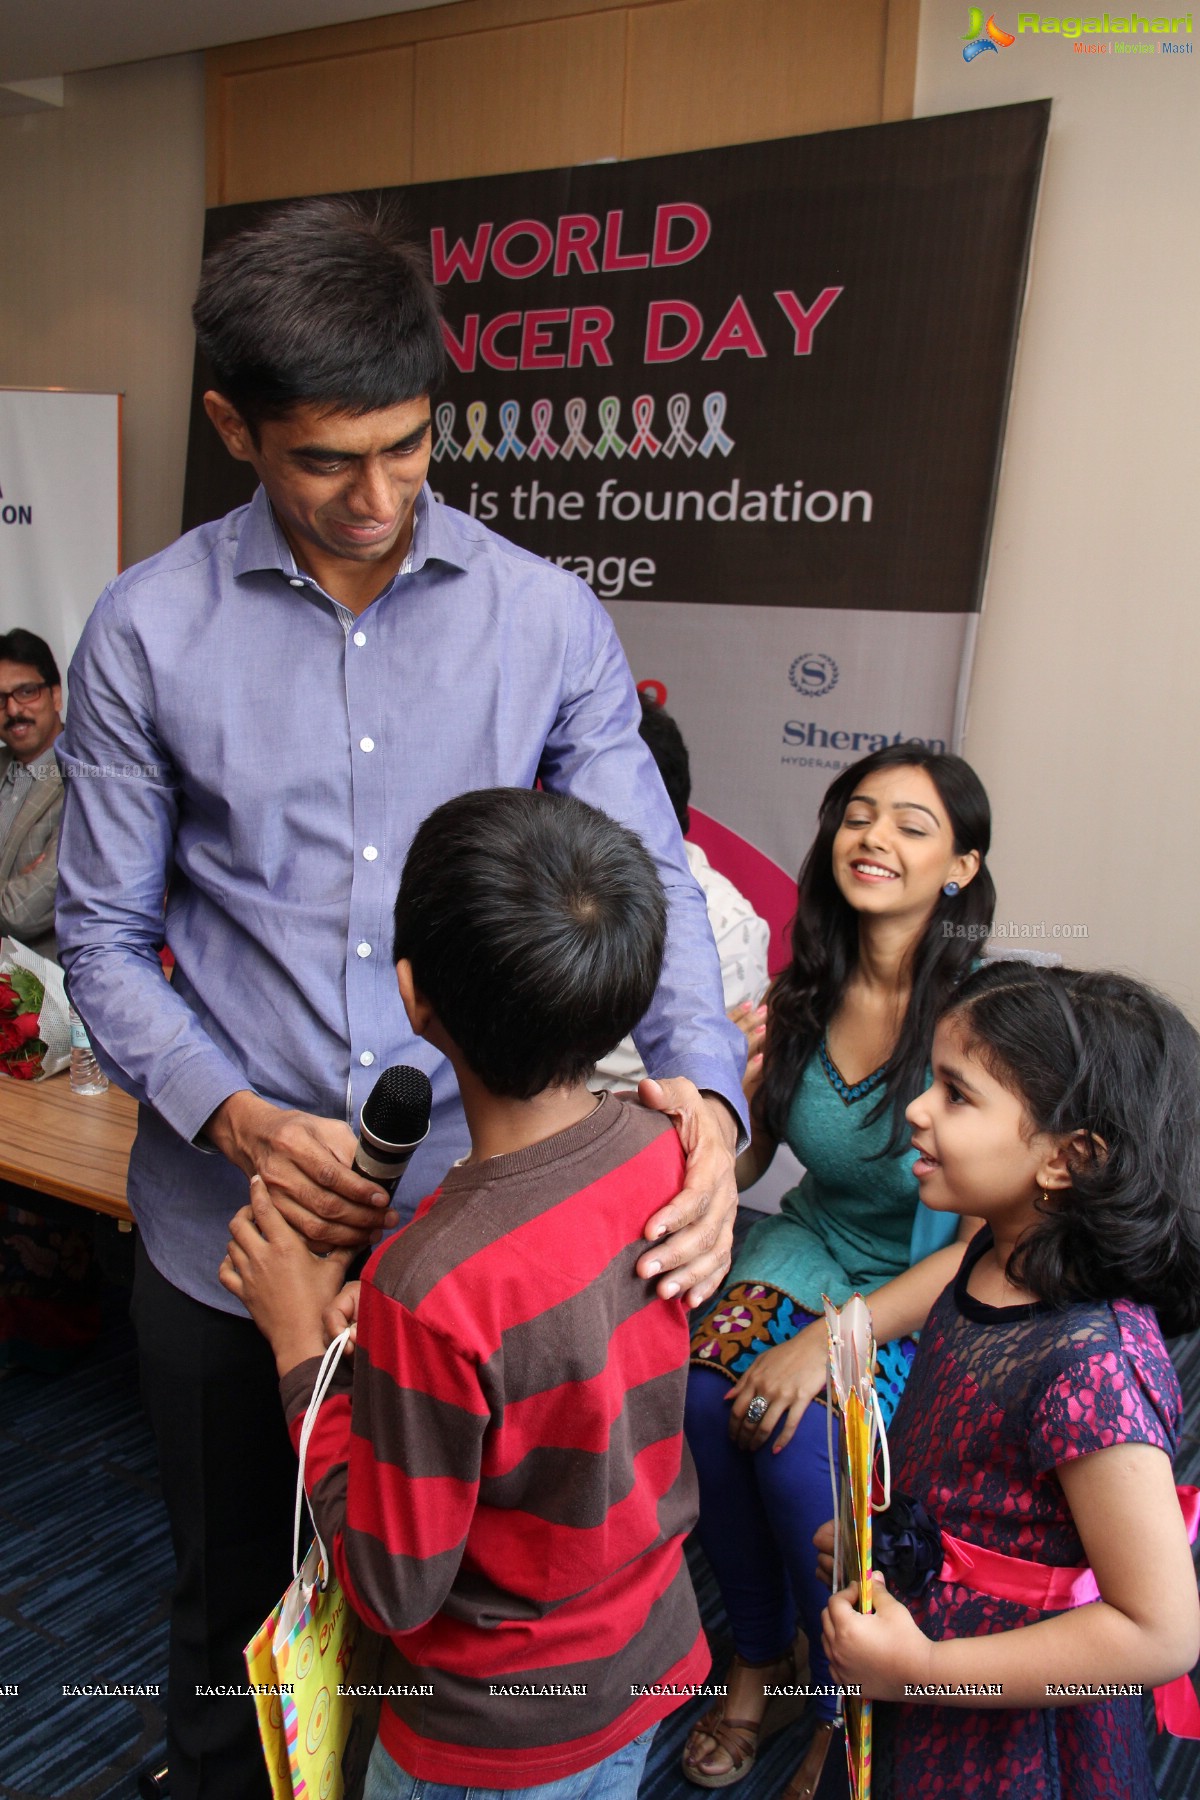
[245,1331,382,1800]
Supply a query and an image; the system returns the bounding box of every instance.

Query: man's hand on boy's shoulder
[635,1077,738,1310]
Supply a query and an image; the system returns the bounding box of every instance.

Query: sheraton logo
[788,654,839,699]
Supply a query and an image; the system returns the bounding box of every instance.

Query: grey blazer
[0,747,64,960]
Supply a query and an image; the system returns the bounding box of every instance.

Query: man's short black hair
[0,629,60,689]
[192,195,446,433]
[638,693,691,835]
[393,789,667,1101]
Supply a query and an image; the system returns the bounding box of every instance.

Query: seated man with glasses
[0,628,64,959]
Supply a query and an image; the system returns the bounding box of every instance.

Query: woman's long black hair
[760,744,995,1154]
[944,963,1200,1337]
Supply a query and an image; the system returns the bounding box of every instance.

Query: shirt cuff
[152,1048,254,1149]
[652,1055,750,1153]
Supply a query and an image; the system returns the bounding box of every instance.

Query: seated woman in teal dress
[682,744,994,1796]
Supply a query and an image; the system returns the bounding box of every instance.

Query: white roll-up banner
[0,389,121,683]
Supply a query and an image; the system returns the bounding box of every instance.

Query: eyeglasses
[0,682,48,709]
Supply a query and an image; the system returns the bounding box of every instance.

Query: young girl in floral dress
[822,962,1200,1799]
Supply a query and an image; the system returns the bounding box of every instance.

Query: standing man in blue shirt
[56,197,747,1800]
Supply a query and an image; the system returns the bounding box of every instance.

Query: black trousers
[132,1237,298,1800]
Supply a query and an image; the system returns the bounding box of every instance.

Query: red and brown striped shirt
[281,1092,709,1782]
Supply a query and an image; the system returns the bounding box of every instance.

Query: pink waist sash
[936,1485,1200,1738]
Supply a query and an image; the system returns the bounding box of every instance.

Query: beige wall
[203,0,917,203]
[915,2,1199,1011]
[0,54,206,569]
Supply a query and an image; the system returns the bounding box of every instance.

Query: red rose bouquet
[0,938,71,1081]
[0,964,48,1079]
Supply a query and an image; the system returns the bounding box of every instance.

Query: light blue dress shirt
[56,485,746,1311]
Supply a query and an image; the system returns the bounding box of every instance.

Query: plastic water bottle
[69,1005,109,1095]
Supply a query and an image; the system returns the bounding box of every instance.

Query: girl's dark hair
[761,744,995,1153]
[945,963,1200,1336]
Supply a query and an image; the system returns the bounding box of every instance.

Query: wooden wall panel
[217,47,415,203]
[412,13,626,183]
[206,0,917,208]
[623,0,887,161]
[881,0,921,123]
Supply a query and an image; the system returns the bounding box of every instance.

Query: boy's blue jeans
[363,1725,657,1800]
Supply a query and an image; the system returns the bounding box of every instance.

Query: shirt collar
[232,482,469,585]
[27,741,59,775]
[2,741,57,782]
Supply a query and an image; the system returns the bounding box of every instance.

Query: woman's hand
[823,1576,935,1701]
[729,1000,767,1107]
[725,1315,828,1452]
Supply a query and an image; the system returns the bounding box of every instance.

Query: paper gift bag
[246,1331,382,1800]
[824,1293,892,1800]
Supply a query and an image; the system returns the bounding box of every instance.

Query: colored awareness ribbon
[526,399,559,460]
[431,402,462,462]
[660,393,697,458]
[559,398,593,460]
[698,391,734,458]
[627,395,662,459]
[593,396,627,459]
[494,399,525,460]
[462,401,493,461]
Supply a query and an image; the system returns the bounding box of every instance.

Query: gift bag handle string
[871,1385,892,1511]
[294,1327,352,1587]
[824,1362,894,1598]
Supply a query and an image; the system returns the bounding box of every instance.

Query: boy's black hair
[192,195,445,434]
[763,744,995,1155]
[945,963,1200,1336]
[637,693,691,835]
[0,629,60,689]
[393,788,667,1101]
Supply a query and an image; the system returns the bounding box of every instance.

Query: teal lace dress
[691,1043,957,1422]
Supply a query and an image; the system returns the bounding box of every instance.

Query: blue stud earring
[943,881,960,897]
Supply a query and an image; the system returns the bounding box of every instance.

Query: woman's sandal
[779,1719,836,1800]
[680,1651,795,1788]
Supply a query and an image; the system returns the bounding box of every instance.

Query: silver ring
[746,1395,769,1424]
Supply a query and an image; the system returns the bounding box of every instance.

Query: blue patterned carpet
[1,1216,1198,1800]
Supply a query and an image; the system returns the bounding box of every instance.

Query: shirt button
[362,845,379,861]
[359,737,375,753]
[356,941,372,959]
[353,631,367,646]
[289,578,305,588]
[359,1050,375,1067]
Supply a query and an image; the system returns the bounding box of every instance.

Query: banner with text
[0,390,121,685]
[184,103,1048,959]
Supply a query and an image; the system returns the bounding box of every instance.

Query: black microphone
[353,1063,433,1196]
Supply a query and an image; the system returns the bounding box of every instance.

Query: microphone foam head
[362,1063,433,1147]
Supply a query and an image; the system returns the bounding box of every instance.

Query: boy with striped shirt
[222,788,709,1795]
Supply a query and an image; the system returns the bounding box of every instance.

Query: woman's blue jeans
[685,1365,840,1720]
